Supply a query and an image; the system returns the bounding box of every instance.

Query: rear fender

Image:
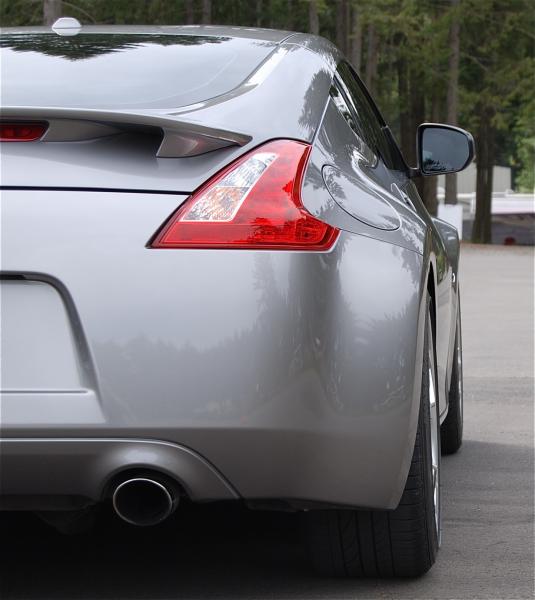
[431,217,461,277]
[430,217,460,409]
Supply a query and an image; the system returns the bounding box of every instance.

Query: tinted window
[330,84,360,136]
[330,83,377,166]
[335,62,388,162]
[1,33,277,109]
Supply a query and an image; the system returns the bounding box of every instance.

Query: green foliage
[512,98,535,192]
[456,0,534,191]
[1,0,533,191]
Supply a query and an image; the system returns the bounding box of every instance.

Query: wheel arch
[427,262,437,342]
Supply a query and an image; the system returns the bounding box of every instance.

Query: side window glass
[330,83,359,137]
[336,61,390,165]
[330,83,377,167]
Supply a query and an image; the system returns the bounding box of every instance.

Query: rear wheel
[440,298,463,455]
[303,300,441,577]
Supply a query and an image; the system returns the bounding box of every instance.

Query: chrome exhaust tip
[112,477,179,526]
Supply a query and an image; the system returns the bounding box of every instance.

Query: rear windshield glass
[1,33,276,109]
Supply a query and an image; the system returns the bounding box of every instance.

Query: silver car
[0,22,471,577]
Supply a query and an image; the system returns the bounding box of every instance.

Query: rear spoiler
[0,106,251,158]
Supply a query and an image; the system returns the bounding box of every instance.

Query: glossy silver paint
[0,439,238,509]
[0,25,462,513]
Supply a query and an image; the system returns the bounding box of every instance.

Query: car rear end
[1,27,422,522]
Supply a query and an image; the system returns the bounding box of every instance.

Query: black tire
[303,300,441,577]
[440,297,463,455]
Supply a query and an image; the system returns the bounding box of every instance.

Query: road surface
[1,244,533,599]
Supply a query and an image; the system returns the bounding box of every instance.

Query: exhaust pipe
[112,477,179,526]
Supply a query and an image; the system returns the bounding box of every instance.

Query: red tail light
[150,139,339,250]
[0,122,48,141]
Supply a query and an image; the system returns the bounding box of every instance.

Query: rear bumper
[0,351,424,511]
[1,413,419,511]
[1,190,426,511]
[0,438,238,510]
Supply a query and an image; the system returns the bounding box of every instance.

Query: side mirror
[416,123,475,176]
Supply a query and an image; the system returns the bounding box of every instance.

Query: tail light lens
[150,139,339,250]
[0,122,48,141]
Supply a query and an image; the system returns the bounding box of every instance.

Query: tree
[461,0,534,242]
[349,2,362,73]
[43,0,62,25]
[201,0,211,24]
[255,0,263,27]
[512,96,535,192]
[364,23,378,94]
[335,0,347,54]
[308,0,319,34]
[287,0,294,30]
[472,105,495,242]
[185,0,194,24]
[445,0,460,205]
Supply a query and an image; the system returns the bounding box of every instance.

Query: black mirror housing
[416,123,475,177]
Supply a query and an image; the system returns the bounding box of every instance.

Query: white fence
[437,190,535,218]
[435,190,535,242]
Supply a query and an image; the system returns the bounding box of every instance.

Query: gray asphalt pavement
[1,244,533,600]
